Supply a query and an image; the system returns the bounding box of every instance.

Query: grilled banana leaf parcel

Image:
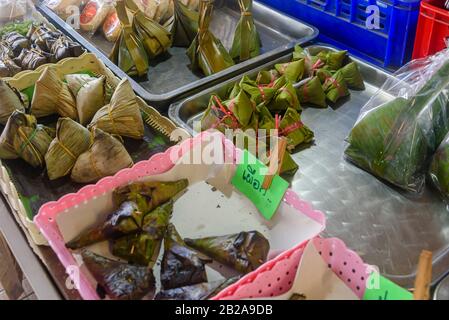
[430,133,449,200]
[110,0,149,77]
[187,0,235,76]
[161,224,212,290]
[66,201,143,249]
[185,231,269,274]
[154,276,240,300]
[113,179,188,213]
[230,0,261,62]
[111,201,173,266]
[82,250,155,300]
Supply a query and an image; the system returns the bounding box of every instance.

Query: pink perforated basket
[212,237,373,300]
[34,131,326,300]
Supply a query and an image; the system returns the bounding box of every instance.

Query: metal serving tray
[168,44,449,289]
[36,1,317,109]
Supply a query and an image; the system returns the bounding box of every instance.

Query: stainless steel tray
[36,1,317,110]
[434,274,449,300]
[168,44,449,289]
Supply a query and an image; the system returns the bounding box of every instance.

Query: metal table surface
[434,274,449,300]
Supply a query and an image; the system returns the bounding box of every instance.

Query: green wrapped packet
[171,0,199,47]
[297,76,327,108]
[340,62,365,90]
[275,60,305,83]
[316,67,333,84]
[280,107,314,151]
[230,0,261,62]
[323,70,350,103]
[317,50,348,70]
[268,78,301,113]
[240,75,278,105]
[255,70,280,85]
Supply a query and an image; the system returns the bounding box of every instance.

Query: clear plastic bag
[79,0,115,34]
[0,0,27,22]
[345,48,449,194]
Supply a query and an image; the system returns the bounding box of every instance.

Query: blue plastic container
[260,0,421,69]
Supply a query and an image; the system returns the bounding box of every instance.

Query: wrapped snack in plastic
[102,8,122,42]
[80,0,115,34]
[345,49,449,193]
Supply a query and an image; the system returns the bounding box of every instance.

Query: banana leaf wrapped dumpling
[316,50,348,70]
[323,70,349,103]
[230,0,261,62]
[125,0,172,59]
[240,75,278,105]
[45,118,91,180]
[81,250,155,300]
[113,179,188,214]
[3,32,30,56]
[0,111,55,168]
[267,78,301,113]
[70,128,134,183]
[111,201,173,266]
[0,80,25,125]
[187,0,235,76]
[89,79,145,139]
[297,76,327,108]
[66,201,143,249]
[110,1,149,77]
[161,224,212,289]
[255,69,279,86]
[66,74,109,125]
[280,108,314,151]
[31,67,78,120]
[185,230,270,274]
[275,59,305,83]
[340,61,365,90]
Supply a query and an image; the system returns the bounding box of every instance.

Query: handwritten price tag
[363,273,413,300]
[231,150,289,220]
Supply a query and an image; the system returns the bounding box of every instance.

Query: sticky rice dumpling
[171,0,199,47]
[66,201,143,249]
[125,0,172,59]
[45,118,91,180]
[187,0,235,76]
[185,231,270,274]
[70,128,134,183]
[81,250,155,300]
[0,111,55,167]
[200,95,240,132]
[3,32,30,56]
[0,80,25,125]
[280,107,314,151]
[31,67,78,120]
[317,50,348,70]
[267,78,301,113]
[160,224,211,289]
[67,75,108,125]
[340,61,365,90]
[113,179,189,213]
[230,0,261,62]
[110,0,149,77]
[297,76,327,108]
[430,133,449,200]
[240,75,278,105]
[275,60,305,83]
[255,69,280,86]
[112,201,173,266]
[89,79,144,139]
[323,70,349,103]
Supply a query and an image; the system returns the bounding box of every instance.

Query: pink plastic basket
[212,237,373,300]
[34,131,326,300]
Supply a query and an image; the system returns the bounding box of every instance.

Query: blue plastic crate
[260,0,421,69]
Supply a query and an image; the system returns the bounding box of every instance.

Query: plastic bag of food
[345,48,449,194]
[102,7,121,42]
[80,0,115,34]
[430,132,449,201]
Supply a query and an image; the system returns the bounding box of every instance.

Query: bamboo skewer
[413,250,432,300]
[262,137,287,189]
